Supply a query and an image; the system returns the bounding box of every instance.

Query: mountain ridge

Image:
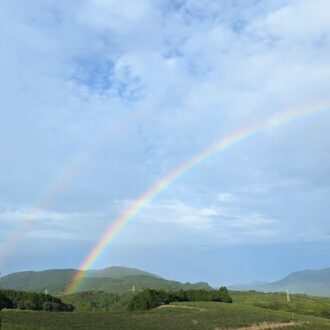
[0,266,211,295]
[229,267,330,296]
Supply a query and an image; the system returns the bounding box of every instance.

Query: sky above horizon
[1,0,330,286]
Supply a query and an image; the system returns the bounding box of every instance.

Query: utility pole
[286,289,293,322]
[286,289,290,302]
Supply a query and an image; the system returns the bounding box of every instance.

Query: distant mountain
[229,267,330,297]
[0,266,211,295]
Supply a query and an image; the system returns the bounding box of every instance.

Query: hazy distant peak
[229,267,330,297]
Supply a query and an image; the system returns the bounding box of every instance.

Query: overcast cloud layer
[1,0,330,285]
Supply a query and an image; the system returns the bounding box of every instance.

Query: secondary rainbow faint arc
[65,100,330,294]
[0,108,144,260]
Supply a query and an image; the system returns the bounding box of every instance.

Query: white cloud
[112,198,280,245]
[82,0,153,29]
[0,208,108,241]
[0,0,330,273]
[218,193,235,203]
[249,0,330,42]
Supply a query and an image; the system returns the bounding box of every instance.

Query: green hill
[0,269,76,295]
[0,267,211,295]
[229,267,330,297]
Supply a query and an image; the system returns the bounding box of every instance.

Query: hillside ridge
[229,266,330,296]
[0,266,211,295]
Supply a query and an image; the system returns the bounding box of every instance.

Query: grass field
[230,290,330,319]
[2,301,330,329]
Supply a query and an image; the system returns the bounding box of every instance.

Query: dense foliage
[0,292,12,310]
[129,287,232,310]
[62,291,134,312]
[0,289,74,312]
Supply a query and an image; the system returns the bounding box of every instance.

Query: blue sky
[1,0,330,286]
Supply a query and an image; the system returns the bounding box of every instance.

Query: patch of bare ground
[157,304,206,312]
[216,322,298,330]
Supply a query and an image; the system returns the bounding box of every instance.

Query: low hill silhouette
[230,267,330,296]
[0,266,211,295]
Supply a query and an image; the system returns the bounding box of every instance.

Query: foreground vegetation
[230,290,330,319]
[62,288,232,312]
[2,301,330,329]
[2,288,330,329]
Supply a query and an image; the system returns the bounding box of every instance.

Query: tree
[0,292,12,310]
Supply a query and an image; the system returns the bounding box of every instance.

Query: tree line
[0,289,74,312]
[129,287,232,310]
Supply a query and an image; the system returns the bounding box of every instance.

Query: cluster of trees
[0,287,232,312]
[0,289,74,312]
[129,287,232,310]
[62,291,127,312]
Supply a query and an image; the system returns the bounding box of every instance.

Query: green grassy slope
[2,301,330,329]
[230,290,330,319]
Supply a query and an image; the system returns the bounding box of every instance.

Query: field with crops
[230,290,330,319]
[2,300,330,330]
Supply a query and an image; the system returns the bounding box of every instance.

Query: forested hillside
[0,267,211,295]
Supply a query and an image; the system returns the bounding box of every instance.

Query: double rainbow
[65,100,330,294]
[0,109,142,261]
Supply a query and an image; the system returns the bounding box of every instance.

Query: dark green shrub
[0,292,13,310]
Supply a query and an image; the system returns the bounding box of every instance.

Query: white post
[286,289,290,302]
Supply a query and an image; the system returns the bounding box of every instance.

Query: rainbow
[0,162,81,260]
[65,100,330,294]
[0,108,143,261]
